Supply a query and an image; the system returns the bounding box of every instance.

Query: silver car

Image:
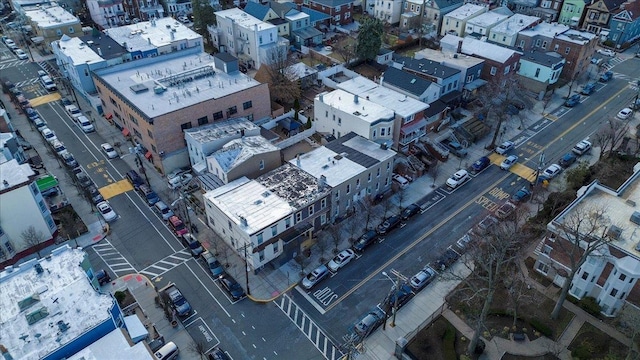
[328,249,355,272]
[301,265,329,290]
[409,266,437,290]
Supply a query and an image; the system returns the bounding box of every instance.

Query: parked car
[328,249,355,272]
[391,174,409,189]
[75,171,93,188]
[495,141,514,155]
[352,230,378,253]
[400,204,420,220]
[446,169,470,189]
[168,173,193,189]
[386,284,414,309]
[444,141,467,158]
[564,94,581,107]
[597,48,615,57]
[376,215,401,234]
[97,201,117,222]
[95,269,111,285]
[617,107,633,120]
[207,347,230,360]
[471,156,490,173]
[181,233,204,257]
[475,215,498,235]
[25,107,39,120]
[33,117,47,129]
[154,201,174,221]
[354,308,385,337]
[126,170,145,190]
[500,155,518,170]
[219,273,246,301]
[168,215,188,236]
[434,248,460,271]
[51,140,67,156]
[572,140,592,156]
[40,75,56,91]
[101,143,118,159]
[76,115,94,132]
[409,266,437,290]
[512,187,532,203]
[542,164,562,179]
[3,38,16,47]
[14,48,28,60]
[40,127,57,143]
[65,105,82,119]
[581,83,596,95]
[86,185,105,205]
[60,97,73,106]
[599,71,613,82]
[202,250,225,277]
[138,184,160,205]
[559,153,577,168]
[301,264,329,290]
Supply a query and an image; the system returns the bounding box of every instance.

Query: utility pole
[389,269,407,327]
[238,243,251,295]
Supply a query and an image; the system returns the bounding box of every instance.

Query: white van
[154,341,179,360]
[65,105,82,119]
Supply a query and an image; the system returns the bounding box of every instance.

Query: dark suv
[126,170,145,189]
[353,230,378,253]
[377,215,401,234]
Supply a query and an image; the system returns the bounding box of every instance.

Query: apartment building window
[502,36,506,42]
[535,39,541,47]
[535,68,540,78]
[259,36,263,44]
[38,200,47,213]
[181,122,192,131]
[259,250,265,262]
[271,225,277,237]
[285,217,291,228]
[490,67,497,75]
[338,118,342,125]
[259,160,265,170]
[377,168,380,177]
[228,220,233,230]
[356,178,360,188]
[554,44,559,51]
[519,40,525,49]
[492,33,496,39]
[542,41,547,49]
[620,274,627,281]
[257,232,264,244]
[228,106,237,115]
[273,242,279,253]
[147,129,153,139]
[198,116,208,125]
[346,199,351,209]
[334,15,340,21]
[565,47,570,54]
[381,128,385,136]
[320,213,326,225]
[537,262,549,274]
[129,114,138,124]
[213,111,223,120]
[373,129,377,138]
[368,173,372,182]
[335,189,340,198]
[4,241,14,254]
[346,184,351,194]
[581,271,589,280]
[610,288,618,297]
[296,212,302,222]
[445,18,448,25]
[466,75,473,83]
[504,65,510,74]
[308,205,314,216]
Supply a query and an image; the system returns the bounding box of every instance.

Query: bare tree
[345,212,363,243]
[187,339,208,360]
[593,118,630,158]
[294,253,309,276]
[503,265,538,329]
[315,234,329,263]
[263,46,301,105]
[549,205,615,319]
[476,75,526,150]
[362,197,382,230]
[333,37,357,67]
[21,226,46,258]
[323,224,342,254]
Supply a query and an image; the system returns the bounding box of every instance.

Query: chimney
[296,153,301,167]
[457,40,463,54]
[241,129,245,137]
[97,47,102,56]
[354,94,358,103]
[319,94,324,103]
[319,175,327,190]
[170,31,175,40]
[239,216,248,227]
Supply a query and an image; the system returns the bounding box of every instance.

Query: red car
[168,216,188,236]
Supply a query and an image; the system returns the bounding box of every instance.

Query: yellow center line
[324,83,632,313]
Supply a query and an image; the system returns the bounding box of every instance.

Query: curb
[247,282,299,303]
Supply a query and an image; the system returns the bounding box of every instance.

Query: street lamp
[381,270,407,328]
[237,243,251,295]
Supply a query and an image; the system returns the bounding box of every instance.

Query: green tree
[356,18,383,62]
[192,0,217,41]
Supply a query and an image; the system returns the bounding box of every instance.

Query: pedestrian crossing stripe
[15,78,40,87]
[99,179,134,200]
[30,93,61,107]
[488,153,538,182]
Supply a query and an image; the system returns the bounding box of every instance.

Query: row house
[558,0,590,27]
[487,13,541,47]
[516,21,571,51]
[374,0,404,25]
[440,3,488,36]
[401,0,465,34]
[582,0,627,35]
[162,0,192,17]
[517,50,565,92]
[206,136,281,184]
[300,7,332,29]
[551,28,597,80]
[531,0,564,22]
[129,0,166,22]
[336,77,431,149]
[86,0,126,29]
[23,4,82,47]
[509,0,540,15]
[464,6,513,38]
[244,1,291,36]
[606,0,640,48]
[395,55,463,107]
[533,169,640,317]
[304,0,355,26]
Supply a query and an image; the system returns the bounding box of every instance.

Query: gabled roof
[597,0,627,11]
[269,1,297,17]
[307,0,354,7]
[244,2,271,20]
[612,0,640,21]
[395,55,461,79]
[433,0,465,10]
[382,67,434,96]
[301,7,331,22]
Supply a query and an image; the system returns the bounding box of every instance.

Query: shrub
[114,291,126,305]
[567,295,580,304]
[572,343,593,359]
[529,318,553,337]
[442,324,457,360]
[578,296,601,316]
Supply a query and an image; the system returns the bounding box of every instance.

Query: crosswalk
[275,294,344,360]
[14,78,40,87]
[0,59,30,70]
[92,238,137,277]
[139,249,193,279]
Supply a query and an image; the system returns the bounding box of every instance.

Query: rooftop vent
[630,211,640,225]
[153,85,166,94]
[607,225,622,240]
[130,84,149,94]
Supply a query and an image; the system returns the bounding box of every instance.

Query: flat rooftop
[205,177,294,235]
[68,329,153,360]
[24,4,79,27]
[257,163,330,209]
[185,118,259,144]
[316,89,394,123]
[518,22,569,39]
[396,55,461,79]
[215,8,276,31]
[555,29,596,45]
[553,173,640,260]
[0,158,35,189]
[490,14,539,36]
[291,146,365,187]
[212,136,279,172]
[466,10,511,28]
[0,246,114,360]
[104,17,201,51]
[415,48,485,68]
[94,49,263,118]
[56,36,108,65]
[445,3,487,20]
[461,36,519,63]
[336,77,429,117]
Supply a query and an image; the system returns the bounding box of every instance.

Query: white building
[291,132,396,219]
[440,3,487,36]
[68,329,154,360]
[0,159,57,265]
[23,4,83,46]
[464,6,513,38]
[487,14,540,47]
[0,246,126,360]
[185,117,261,172]
[314,89,395,145]
[204,164,331,269]
[374,0,403,25]
[534,167,640,317]
[86,0,126,29]
[209,8,289,70]
[206,136,281,184]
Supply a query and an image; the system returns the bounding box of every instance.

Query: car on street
[168,215,188,236]
[219,273,246,301]
[496,201,517,219]
[60,97,73,106]
[4,38,16,47]
[543,164,562,179]
[446,169,470,189]
[61,152,78,168]
[471,156,490,173]
[207,347,230,360]
[512,187,532,203]
[33,117,47,129]
[181,233,204,257]
[590,57,602,65]
[65,105,83,119]
[354,308,385,338]
[572,140,592,156]
[391,174,409,189]
[376,215,401,234]
[25,107,39,120]
[154,201,174,221]
[617,107,633,120]
[301,264,329,290]
[51,140,67,156]
[14,48,28,60]
[97,201,117,222]
[434,248,460,271]
[475,215,499,235]
[387,284,414,309]
[86,185,105,205]
[559,153,577,167]
[597,49,615,57]
[40,75,56,91]
[75,171,93,189]
[101,143,118,159]
[76,115,95,132]
[495,141,514,155]
[581,83,596,95]
[599,71,613,82]
[400,203,421,220]
[352,230,378,253]
[328,249,355,272]
[202,250,225,277]
[95,269,111,285]
[40,127,57,143]
[409,266,437,290]
[500,155,518,170]
[564,94,581,107]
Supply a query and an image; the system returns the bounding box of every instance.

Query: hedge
[443,324,457,360]
[530,318,553,337]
